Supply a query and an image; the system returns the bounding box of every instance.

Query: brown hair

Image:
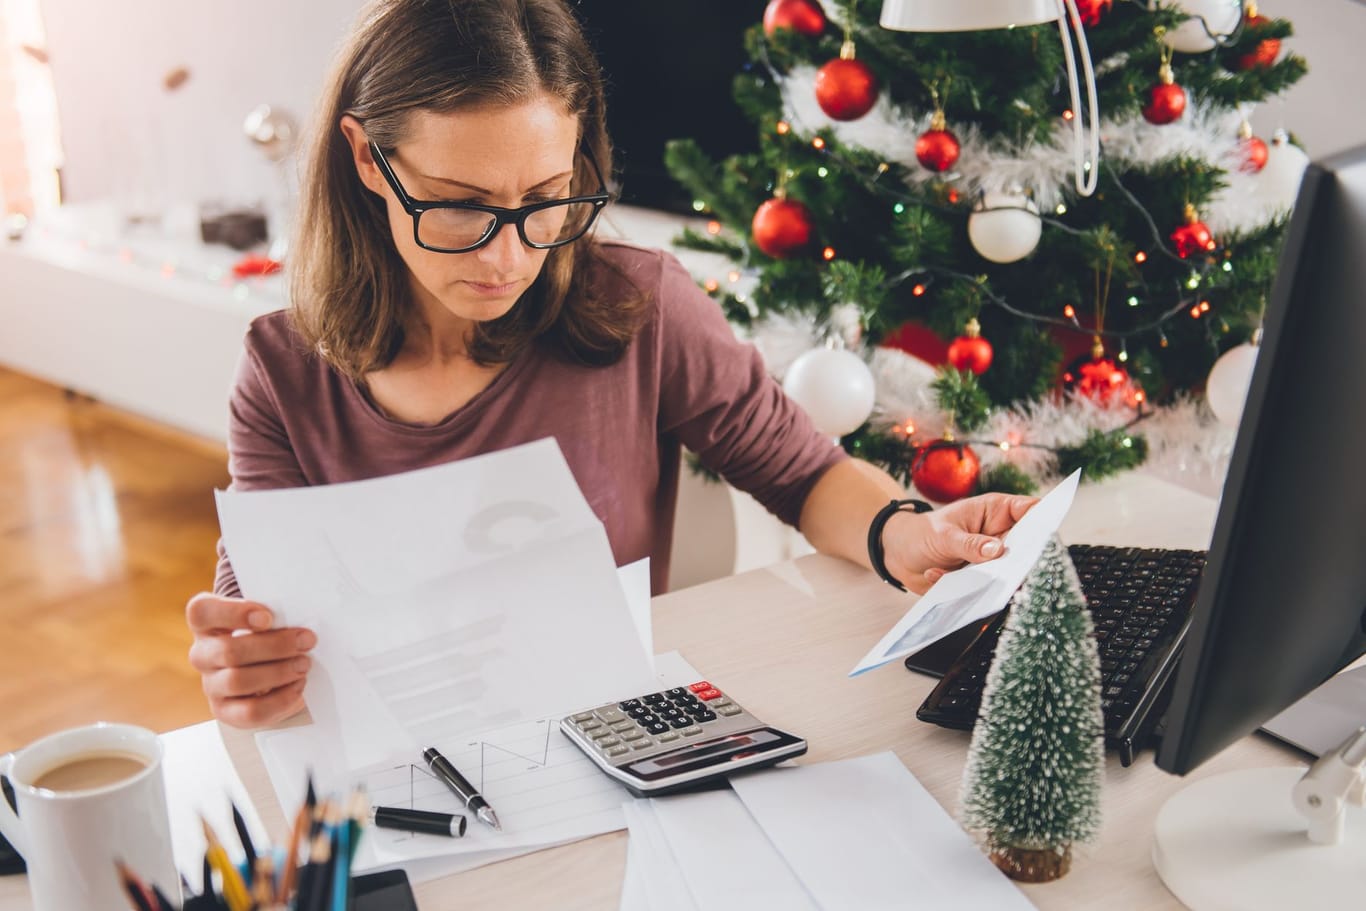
[289,0,645,378]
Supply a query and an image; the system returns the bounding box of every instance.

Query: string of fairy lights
[679,8,1289,469]
[723,33,1246,357]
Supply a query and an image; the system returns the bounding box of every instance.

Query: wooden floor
[0,367,228,753]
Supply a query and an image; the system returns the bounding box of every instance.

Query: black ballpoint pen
[423,747,502,831]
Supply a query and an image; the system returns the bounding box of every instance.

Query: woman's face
[344,94,581,329]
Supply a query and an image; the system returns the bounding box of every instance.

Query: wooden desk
[0,474,1307,909]
[222,474,1303,910]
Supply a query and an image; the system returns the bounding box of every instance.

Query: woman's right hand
[186,593,316,728]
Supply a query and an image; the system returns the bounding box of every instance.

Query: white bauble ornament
[968,192,1042,264]
[783,347,876,436]
[1256,131,1311,212]
[1161,0,1242,53]
[1206,341,1259,426]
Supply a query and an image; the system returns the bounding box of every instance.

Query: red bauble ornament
[1235,11,1281,71]
[911,441,980,503]
[762,0,827,37]
[815,55,879,121]
[751,197,814,259]
[915,111,960,172]
[946,318,993,375]
[1072,0,1113,27]
[1063,343,1143,407]
[1240,135,1269,173]
[1170,204,1216,258]
[1142,80,1186,125]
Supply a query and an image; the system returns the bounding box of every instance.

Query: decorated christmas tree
[665,0,1307,499]
[959,537,1104,882]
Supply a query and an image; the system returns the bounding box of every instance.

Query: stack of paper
[214,439,679,879]
[621,752,1036,911]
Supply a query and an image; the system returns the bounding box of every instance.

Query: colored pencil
[277,774,316,903]
[201,817,251,911]
[114,858,154,911]
[230,801,256,872]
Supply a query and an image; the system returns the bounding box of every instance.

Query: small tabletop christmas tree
[960,536,1104,882]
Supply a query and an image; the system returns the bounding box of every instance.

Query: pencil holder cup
[0,722,181,911]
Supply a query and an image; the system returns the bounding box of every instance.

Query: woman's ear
[338,115,386,198]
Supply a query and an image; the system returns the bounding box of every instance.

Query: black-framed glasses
[369,141,610,254]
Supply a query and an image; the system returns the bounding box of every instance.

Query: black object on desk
[352,869,419,911]
[372,805,467,838]
[0,775,24,875]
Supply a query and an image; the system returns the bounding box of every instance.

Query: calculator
[559,681,807,797]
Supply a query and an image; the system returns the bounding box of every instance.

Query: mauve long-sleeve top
[213,241,847,596]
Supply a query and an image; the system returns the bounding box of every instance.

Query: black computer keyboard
[916,544,1207,766]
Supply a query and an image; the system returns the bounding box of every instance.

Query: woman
[187,0,1035,728]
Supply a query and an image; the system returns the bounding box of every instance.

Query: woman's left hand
[880,493,1038,594]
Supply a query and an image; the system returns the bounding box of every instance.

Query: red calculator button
[697,688,723,701]
[687,681,712,693]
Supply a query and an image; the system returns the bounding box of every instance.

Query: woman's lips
[463,279,521,296]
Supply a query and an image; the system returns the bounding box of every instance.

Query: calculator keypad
[566,682,748,761]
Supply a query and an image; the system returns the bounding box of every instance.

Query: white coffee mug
[0,722,181,911]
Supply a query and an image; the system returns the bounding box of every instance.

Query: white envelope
[850,470,1081,676]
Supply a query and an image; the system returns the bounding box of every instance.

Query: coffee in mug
[32,750,151,792]
[0,723,181,911]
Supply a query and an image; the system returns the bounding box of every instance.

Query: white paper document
[256,651,705,882]
[728,752,1035,910]
[643,789,818,911]
[216,439,657,772]
[850,470,1081,676]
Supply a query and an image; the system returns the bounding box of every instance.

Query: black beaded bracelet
[866,498,933,592]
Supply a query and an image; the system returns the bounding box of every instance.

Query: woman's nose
[473,220,527,272]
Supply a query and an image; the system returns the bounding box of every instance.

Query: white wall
[39,0,365,208]
[35,2,1366,209]
[1251,2,1366,157]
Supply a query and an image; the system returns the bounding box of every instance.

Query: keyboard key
[646,722,670,735]
[716,705,742,716]
[669,717,694,729]
[697,688,723,701]
[666,687,689,698]
[619,700,643,712]
[694,710,717,723]
[598,709,626,724]
[571,711,594,722]
[606,746,629,757]
[658,732,681,743]
[688,681,713,693]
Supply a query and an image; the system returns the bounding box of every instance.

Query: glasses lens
[524,201,599,246]
[417,208,497,252]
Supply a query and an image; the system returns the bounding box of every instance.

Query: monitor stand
[1152,766,1366,909]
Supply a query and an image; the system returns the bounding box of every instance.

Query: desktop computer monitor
[1148,145,1366,908]
[1155,143,1366,777]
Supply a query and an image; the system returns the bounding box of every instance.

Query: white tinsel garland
[748,315,1235,494]
[777,66,1293,235]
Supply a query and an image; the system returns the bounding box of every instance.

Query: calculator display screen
[650,734,757,769]
[626,729,790,779]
